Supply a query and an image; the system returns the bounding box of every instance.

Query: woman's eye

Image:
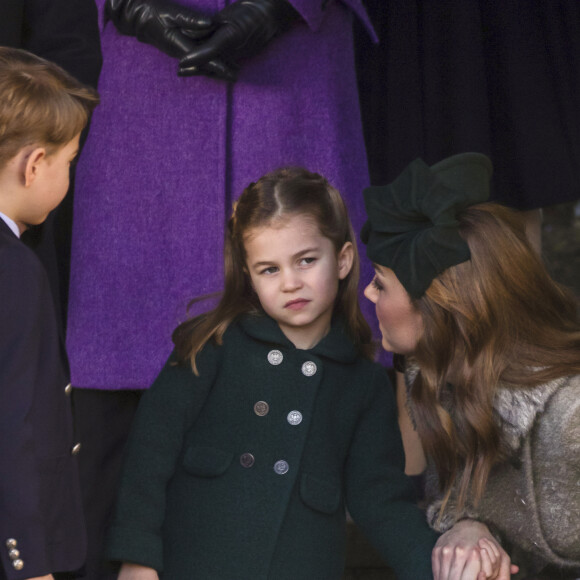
[300,257,316,266]
[372,277,384,291]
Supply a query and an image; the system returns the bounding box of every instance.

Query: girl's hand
[432,519,519,580]
[118,563,159,580]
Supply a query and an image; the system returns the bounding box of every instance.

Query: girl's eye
[299,257,316,266]
[372,277,384,291]
[260,266,278,275]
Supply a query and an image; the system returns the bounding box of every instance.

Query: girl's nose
[281,269,302,291]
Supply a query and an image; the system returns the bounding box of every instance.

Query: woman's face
[364,265,423,355]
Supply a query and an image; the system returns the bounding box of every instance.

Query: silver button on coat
[71,443,82,455]
[287,411,303,425]
[267,350,283,365]
[5,539,17,549]
[301,361,317,376]
[273,460,289,475]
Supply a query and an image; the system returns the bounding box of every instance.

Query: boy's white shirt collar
[0,212,20,238]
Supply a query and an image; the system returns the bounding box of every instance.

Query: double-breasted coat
[407,366,580,577]
[0,219,86,580]
[66,0,379,393]
[106,315,438,579]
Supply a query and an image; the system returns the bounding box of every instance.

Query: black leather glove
[106,0,237,79]
[178,0,300,81]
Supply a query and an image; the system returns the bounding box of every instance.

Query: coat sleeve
[0,246,52,579]
[344,365,439,580]
[546,383,580,561]
[105,345,220,572]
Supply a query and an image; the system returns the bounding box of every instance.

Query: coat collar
[238,312,358,363]
[405,359,569,453]
[493,375,569,453]
[0,216,19,240]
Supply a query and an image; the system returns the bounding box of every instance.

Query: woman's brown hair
[173,167,374,372]
[410,203,580,515]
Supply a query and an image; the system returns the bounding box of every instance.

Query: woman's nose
[363,282,376,302]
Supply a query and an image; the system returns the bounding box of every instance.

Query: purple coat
[67,0,377,390]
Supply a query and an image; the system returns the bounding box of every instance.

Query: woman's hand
[178,0,300,81]
[432,519,518,580]
[117,562,159,580]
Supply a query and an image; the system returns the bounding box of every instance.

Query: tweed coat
[0,219,86,580]
[106,314,438,579]
[66,0,379,392]
[405,365,580,577]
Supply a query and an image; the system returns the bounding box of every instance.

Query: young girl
[105,167,446,579]
[361,153,580,579]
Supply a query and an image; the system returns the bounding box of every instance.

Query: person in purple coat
[66,1,377,578]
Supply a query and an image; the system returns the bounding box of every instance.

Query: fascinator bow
[361,152,492,298]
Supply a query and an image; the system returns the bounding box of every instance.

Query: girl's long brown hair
[173,167,374,372]
[410,203,580,515]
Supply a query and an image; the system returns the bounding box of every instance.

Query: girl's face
[244,213,353,350]
[364,265,423,355]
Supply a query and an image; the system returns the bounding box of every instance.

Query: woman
[361,152,580,579]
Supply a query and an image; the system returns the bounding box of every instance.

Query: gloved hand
[106,0,237,80]
[178,0,300,81]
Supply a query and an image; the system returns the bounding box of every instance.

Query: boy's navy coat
[107,314,438,579]
[0,220,86,580]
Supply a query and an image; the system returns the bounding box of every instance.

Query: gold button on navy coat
[107,314,437,579]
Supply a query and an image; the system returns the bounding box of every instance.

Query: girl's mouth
[285,298,310,310]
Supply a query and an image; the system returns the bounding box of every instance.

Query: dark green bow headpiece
[361,153,492,299]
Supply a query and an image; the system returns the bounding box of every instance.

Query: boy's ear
[337,242,354,280]
[23,147,46,187]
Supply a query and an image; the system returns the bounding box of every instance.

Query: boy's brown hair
[0,47,99,168]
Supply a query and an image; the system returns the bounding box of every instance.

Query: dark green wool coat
[106,315,437,579]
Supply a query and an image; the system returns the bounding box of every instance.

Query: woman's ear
[23,147,46,187]
[337,242,354,280]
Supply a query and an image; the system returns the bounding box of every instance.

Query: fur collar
[405,360,570,453]
[493,375,569,453]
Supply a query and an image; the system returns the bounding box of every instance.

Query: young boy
[0,47,98,580]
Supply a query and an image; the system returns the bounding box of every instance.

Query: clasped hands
[433,519,519,580]
[106,0,299,81]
